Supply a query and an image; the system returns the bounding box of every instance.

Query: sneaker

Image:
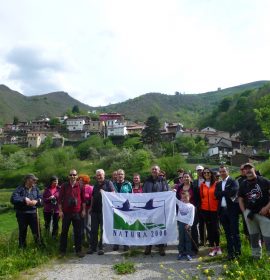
[186,254,193,261]
[159,247,166,256]
[98,249,104,255]
[208,248,217,257]
[177,253,185,260]
[216,247,222,255]
[76,252,85,258]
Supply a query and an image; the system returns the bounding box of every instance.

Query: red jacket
[200,181,218,212]
[59,182,85,213]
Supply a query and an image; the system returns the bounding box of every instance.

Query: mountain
[95,81,269,126]
[0,85,93,123]
[0,81,269,126]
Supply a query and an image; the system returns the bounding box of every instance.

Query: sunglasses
[203,171,211,174]
[69,174,77,176]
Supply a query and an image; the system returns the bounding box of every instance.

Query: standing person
[215,166,241,260]
[175,172,200,255]
[87,169,114,255]
[78,174,93,246]
[193,165,206,246]
[143,165,169,256]
[10,174,42,248]
[58,169,86,258]
[236,164,249,238]
[199,167,221,256]
[112,170,118,184]
[238,163,270,259]
[176,191,195,261]
[113,169,132,251]
[132,173,143,193]
[43,176,60,239]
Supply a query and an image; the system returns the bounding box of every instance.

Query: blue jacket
[10,185,43,213]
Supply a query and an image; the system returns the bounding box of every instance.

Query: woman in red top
[132,173,143,193]
[43,176,60,238]
[199,167,222,257]
[78,174,93,245]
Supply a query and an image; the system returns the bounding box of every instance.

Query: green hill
[0,81,268,126]
[0,85,93,124]
[113,212,146,231]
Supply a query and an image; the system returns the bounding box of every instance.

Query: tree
[254,95,270,139]
[72,105,80,114]
[142,116,161,145]
[13,116,19,125]
[49,118,60,126]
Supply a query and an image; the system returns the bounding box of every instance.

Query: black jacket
[215,177,239,214]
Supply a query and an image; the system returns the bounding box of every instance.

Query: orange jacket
[199,181,218,211]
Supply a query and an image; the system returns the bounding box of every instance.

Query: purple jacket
[43,186,61,213]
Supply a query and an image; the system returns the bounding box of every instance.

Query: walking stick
[185,227,199,252]
[36,207,41,243]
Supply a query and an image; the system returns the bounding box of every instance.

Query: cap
[24,173,38,181]
[196,165,204,171]
[243,163,255,169]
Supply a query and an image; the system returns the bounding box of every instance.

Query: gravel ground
[29,245,222,280]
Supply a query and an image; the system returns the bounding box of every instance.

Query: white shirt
[176,200,195,226]
[221,176,229,207]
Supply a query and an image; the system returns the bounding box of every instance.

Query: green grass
[0,211,17,235]
[0,189,12,208]
[113,261,136,275]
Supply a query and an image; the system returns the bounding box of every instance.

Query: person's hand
[49,195,55,200]
[31,200,38,206]
[185,224,190,230]
[59,210,64,219]
[25,197,32,205]
[259,206,269,216]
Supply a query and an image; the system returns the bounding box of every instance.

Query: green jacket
[113,181,132,193]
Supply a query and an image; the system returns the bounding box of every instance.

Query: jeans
[178,221,192,255]
[59,212,82,253]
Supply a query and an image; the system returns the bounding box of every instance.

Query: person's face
[151,166,160,177]
[181,195,189,203]
[26,178,37,188]
[197,169,203,177]
[112,171,118,181]
[178,173,184,183]
[117,171,125,183]
[51,180,58,187]
[133,175,140,184]
[183,174,191,184]
[69,170,78,182]
[245,167,256,180]
[240,166,246,176]
[203,169,211,180]
[96,171,105,183]
[219,168,228,180]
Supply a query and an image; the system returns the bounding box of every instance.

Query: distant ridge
[0,80,268,125]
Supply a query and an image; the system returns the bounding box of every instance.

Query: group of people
[10,162,270,261]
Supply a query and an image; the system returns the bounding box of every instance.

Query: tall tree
[254,95,270,139]
[13,116,19,125]
[72,105,80,114]
[142,116,161,144]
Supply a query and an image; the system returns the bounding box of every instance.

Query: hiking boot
[177,253,185,260]
[159,247,166,256]
[76,251,85,258]
[86,248,96,254]
[123,245,129,252]
[98,249,104,255]
[144,246,152,255]
[113,244,119,251]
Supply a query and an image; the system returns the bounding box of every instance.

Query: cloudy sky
[0,0,269,106]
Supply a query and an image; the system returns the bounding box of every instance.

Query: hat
[243,163,255,169]
[196,165,204,171]
[24,174,38,181]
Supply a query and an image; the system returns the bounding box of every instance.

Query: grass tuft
[113,261,136,275]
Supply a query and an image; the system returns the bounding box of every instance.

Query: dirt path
[24,246,222,280]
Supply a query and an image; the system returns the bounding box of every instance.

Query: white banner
[102,191,177,246]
